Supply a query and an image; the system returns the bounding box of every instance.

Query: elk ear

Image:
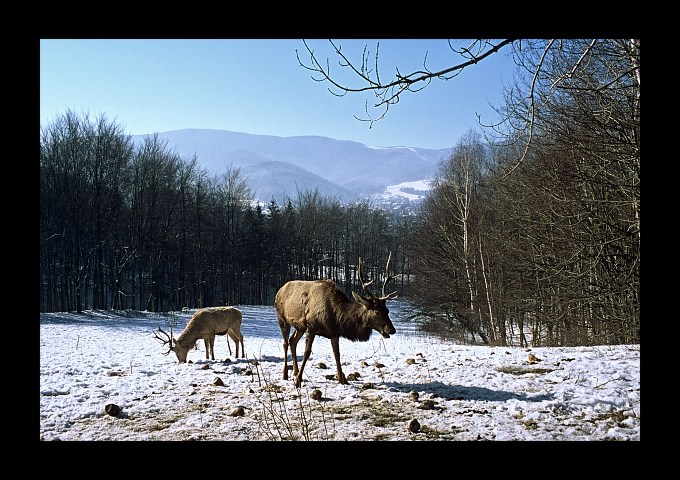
[352,291,371,307]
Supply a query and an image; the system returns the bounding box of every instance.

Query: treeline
[40,110,409,313]
[408,40,639,347]
[40,39,639,348]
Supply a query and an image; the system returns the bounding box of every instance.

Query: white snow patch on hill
[385,179,433,200]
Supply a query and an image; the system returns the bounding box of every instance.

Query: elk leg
[295,333,316,388]
[227,333,235,358]
[203,337,211,359]
[237,333,244,358]
[229,331,244,358]
[226,335,233,357]
[330,337,347,384]
[280,322,291,380]
[289,329,305,383]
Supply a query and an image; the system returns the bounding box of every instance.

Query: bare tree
[296,39,515,128]
[408,131,491,344]
[297,39,640,176]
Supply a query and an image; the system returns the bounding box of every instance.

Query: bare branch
[490,40,554,183]
[296,39,516,125]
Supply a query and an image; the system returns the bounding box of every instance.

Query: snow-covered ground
[40,302,640,441]
[383,180,432,201]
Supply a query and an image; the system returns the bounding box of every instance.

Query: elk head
[353,251,398,338]
[154,325,188,363]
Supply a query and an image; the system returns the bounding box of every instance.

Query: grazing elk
[155,306,245,363]
[275,252,398,387]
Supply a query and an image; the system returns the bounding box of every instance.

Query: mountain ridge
[131,128,452,204]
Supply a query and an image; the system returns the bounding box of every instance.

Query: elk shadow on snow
[384,380,555,403]
[250,354,287,363]
[189,357,251,365]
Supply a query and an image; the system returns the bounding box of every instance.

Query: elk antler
[381,251,398,300]
[154,326,174,356]
[357,256,375,298]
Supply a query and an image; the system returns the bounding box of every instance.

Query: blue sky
[40,39,515,150]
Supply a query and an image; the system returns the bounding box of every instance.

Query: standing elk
[155,306,245,363]
[275,252,398,387]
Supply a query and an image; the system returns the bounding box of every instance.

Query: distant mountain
[131,129,452,204]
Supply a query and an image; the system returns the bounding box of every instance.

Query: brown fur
[173,306,245,363]
[275,279,396,387]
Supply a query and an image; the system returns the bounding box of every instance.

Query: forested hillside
[40,117,406,313]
